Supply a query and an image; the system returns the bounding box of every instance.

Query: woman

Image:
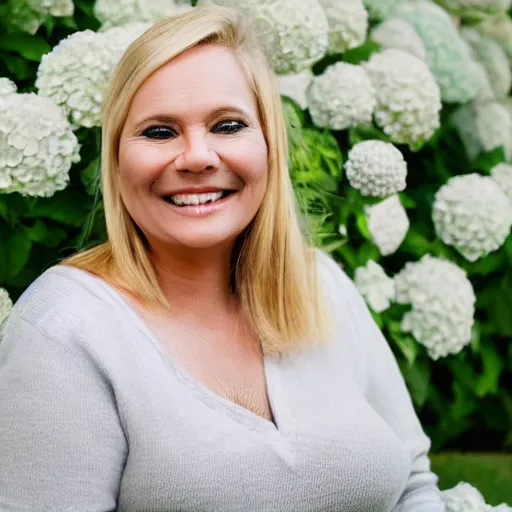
[0,6,445,512]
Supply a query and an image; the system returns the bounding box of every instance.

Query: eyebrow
[131,106,253,133]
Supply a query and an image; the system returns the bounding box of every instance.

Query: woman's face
[118,44,268,252]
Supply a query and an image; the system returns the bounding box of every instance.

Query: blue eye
[212,120,247,134]
[142,126,176,139]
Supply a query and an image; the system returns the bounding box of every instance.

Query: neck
[148,241,238,320]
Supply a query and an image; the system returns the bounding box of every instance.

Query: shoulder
[5,265,127,346]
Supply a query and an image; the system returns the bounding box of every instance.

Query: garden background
[0,0,511,508]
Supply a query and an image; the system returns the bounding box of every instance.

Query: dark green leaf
[0,34,51,61]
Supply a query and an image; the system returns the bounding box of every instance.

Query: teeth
[170,191,225,206]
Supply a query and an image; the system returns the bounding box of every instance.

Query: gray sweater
[0,251,445,512]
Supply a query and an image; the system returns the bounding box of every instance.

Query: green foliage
[0,0,511,456]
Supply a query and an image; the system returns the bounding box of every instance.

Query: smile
[162,190,238,217]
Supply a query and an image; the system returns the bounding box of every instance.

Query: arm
[0,315,127,511]
[319,251,445,511]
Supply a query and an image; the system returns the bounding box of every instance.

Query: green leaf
[25,189,91,227]
[8,227,33,277]
[25,220,48,243]
[355,211,371,240]
[473,147,506,173]
[390,329,419,366]
[475,344,504,397]
[401,359,431,407]
[0,34,51,61]
[0,53,33,80]
[80,157,101,196]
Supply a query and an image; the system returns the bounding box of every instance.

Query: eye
[212,120,247,135]
[141,126,176,140]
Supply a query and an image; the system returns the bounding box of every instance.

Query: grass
[431,453,512,506]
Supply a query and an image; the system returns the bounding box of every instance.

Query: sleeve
[318,251,445,512]
[0,314,127,512]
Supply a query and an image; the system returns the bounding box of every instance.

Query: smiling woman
[0,6,445,512]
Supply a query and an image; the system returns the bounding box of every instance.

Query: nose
[173,132,220,174]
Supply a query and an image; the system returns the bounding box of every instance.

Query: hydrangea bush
[1,0,512,503]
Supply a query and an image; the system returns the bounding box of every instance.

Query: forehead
[127,44,257,118]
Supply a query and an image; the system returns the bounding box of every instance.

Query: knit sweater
[0,251,445,512]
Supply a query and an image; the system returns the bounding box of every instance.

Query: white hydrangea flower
[364,49,441,148]
[36,30,121,128]
[199,0,329,74]
[365,194,410,255]
[102,23,152,61]
[452,101,512,161]
[442,482,488,512]
[363,0,405,20]
[394,255,476,360]
[307,62,376,130]
[7,0,74,35]
[277,69,314,110]
[432,173,512,261]
[344,140,407,197]
[488,505,512,512]
[0,78,17,97]
[0,288,13,328]
[394,0,486,103]
[433,0,509,19]
[490,162,512,200]
[461,27,511,99]
[0,93,80,197]
[370,18,427,60]
[354,260,395,313]
[95,0,191,29]
[317,0,368,54]
[476,13,512,65]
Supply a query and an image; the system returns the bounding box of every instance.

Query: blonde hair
[62,6,331,356]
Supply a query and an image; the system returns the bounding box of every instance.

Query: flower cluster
[0,288,13,328]
[365,194,410,255]
[490,162,512,200]
[476,13,512,64]
[354,260,395,313]
[364,49,441,148]
[363,0,404,20]
[102,23,152,61]
[0,78,17,97]
[344,140,407,197]
[36,30,121,128]
[452,101,512,160]
[432,173,512,261]
[461,27,511,99]
[7,0,74,35]
[0,92,80,197]
[433,0,510,19]
[201,0,329,74]
[278,70,314,110]
[370,18,427,60]
[394,0,485,103]
[394,255,476,359]
[318,0,368,54]
[442,482,488,511]
[94,0,191,29]
[307,62,376,130]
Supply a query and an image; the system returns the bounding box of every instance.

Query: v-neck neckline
[61,266,295,438]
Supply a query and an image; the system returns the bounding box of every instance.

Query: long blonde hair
[62,6,331,356]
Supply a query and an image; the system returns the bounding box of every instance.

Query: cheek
[221,137,268,185]
[119,143,172,186]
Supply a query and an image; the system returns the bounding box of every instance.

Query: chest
[147,317,276,425]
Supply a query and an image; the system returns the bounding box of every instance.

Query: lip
[162,186,237,196]
[161,190,237,217]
